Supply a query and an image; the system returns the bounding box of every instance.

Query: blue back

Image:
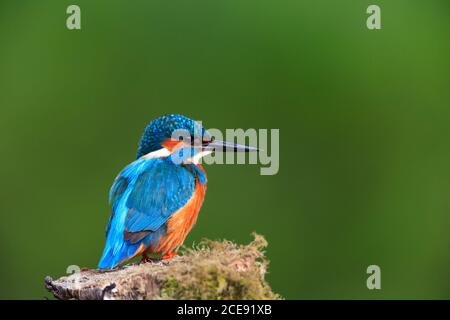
[98,157,205,269]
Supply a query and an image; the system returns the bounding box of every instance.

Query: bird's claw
[161,252,178,260]
[140,254,153,264]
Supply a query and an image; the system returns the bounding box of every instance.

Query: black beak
[203,140,259,152]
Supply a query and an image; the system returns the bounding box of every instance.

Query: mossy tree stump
[45,234,280,300]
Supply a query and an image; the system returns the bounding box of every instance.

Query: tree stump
[44,234,280,300]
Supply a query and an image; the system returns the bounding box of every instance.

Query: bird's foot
[161,252,178,260]
[140,254,153,264]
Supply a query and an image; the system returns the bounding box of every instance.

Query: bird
[98,114,258,269]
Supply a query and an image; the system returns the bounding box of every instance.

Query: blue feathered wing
[98,158,195,269]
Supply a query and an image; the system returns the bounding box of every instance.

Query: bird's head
[136,114,258,163]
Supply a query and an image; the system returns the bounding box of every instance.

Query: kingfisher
[98,114,258,269]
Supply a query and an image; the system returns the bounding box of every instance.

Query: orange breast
[153,169,207,254]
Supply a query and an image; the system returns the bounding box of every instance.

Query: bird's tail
[98,240,142,270]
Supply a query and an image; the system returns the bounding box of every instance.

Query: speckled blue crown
[136,114,208,158]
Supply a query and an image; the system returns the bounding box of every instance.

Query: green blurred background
[1,0,449,299]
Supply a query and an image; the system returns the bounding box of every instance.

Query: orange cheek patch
[161,138,184,152]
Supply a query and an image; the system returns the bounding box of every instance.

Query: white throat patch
[184,150,213,165]
[141,148,171,159]
[141,148,212,165]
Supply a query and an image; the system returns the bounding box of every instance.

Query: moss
[160,277,180,299]
[46,233,281,300]
[158,233,281,300]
